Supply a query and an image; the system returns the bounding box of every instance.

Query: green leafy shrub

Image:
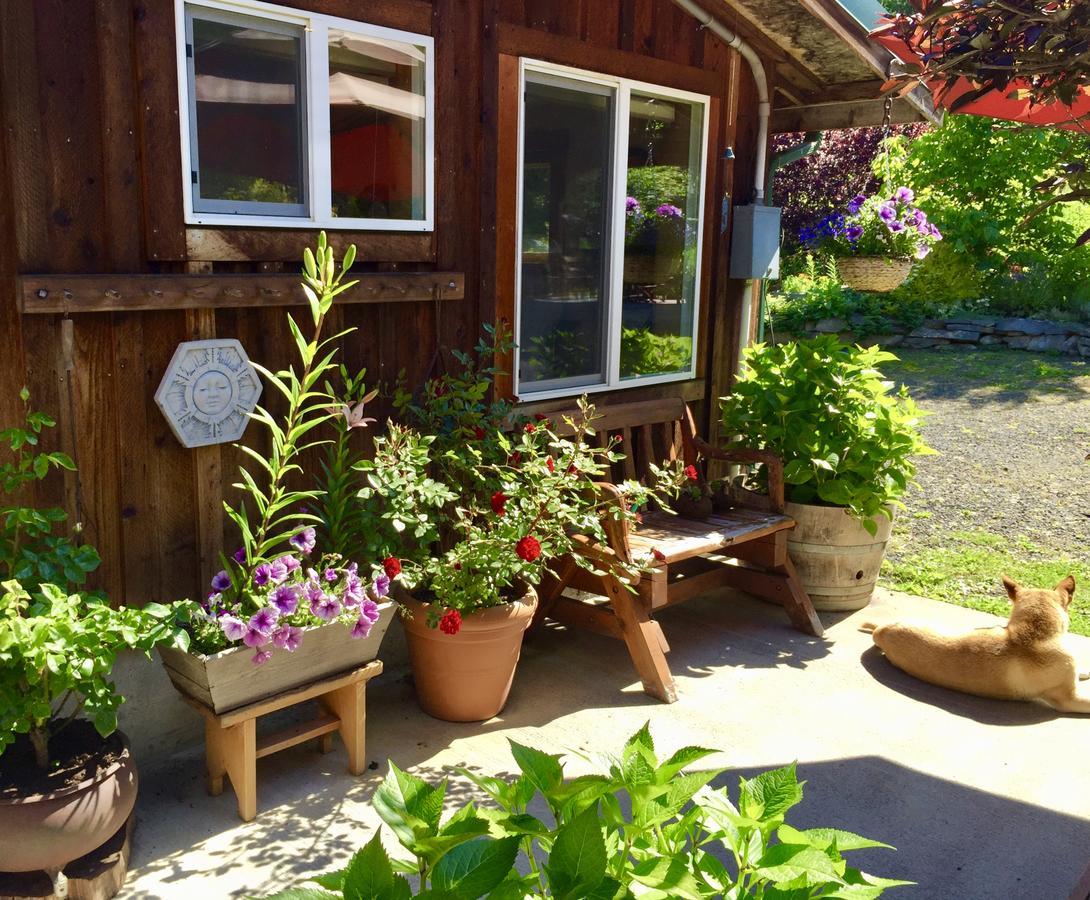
[270,725,908,898]
[720,337,935,531]
[619,327,692,377]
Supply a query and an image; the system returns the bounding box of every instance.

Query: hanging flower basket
[836,256,913,293]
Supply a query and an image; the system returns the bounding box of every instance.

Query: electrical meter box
[729,204,781,279]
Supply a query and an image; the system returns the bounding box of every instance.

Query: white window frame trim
[175,0,435,232]
[513,58,711,402]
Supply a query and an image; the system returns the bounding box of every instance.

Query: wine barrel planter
[785,501,893,612]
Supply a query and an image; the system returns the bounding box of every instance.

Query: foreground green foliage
[720,338,935,532]
[271,726,908,898]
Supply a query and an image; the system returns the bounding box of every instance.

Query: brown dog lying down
[861,576,1090,714]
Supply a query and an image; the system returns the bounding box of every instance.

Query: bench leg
[218,718,257,822]
[777,556,824,638]
[323,681,366,776]
[604,574,678,703]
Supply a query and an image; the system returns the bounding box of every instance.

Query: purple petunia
[915,243,932,260]
[845,224,864,242]
[271,584,299,615]
[220,614,246,642]
[372,574,390,599]
[894,186,915,204]
[210,570,231,593]
[304,579,325,604]
[847,194,867,215]
[342,573,365,608]
[267,558,289,585]
[359,598,381,626]
[878,202,897,223]
[289,527,316,556]
[249,606,279,635]
[625,196,641,214]
[311,594,342,622]
[929,223,943,241]
[276,554,301,575]
[656,203,683,219]
[233,546,247,564]
[243,626,270,648]
[324,568,338,583]
[272,625,303,652]
[253,563,273,587]
[252,649,272,666]
[887,220,905,233]
[351,616,374,639]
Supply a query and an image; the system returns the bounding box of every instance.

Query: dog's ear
[1002,575,1019,601]
[1055,575,1076,605]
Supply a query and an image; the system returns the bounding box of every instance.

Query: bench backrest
[550,397,699,485]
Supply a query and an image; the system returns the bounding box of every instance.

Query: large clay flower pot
[786,501,894,612]
[398,586,538,722]
[0,731,137,874]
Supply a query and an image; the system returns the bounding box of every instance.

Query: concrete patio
[120,586,1090,899]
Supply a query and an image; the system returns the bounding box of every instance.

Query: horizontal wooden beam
[770,97,924,133]
[18,272,464,314]
[497,23,720,97]
[184,228,436,263]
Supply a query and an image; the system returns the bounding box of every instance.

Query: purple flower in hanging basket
[311,594,342,622]
[372,574,391,599]
[232,547,247,564]
[847,194,867,215]
[656,203,683,219]
[253,563,273,587]
[271,584,299,615]
[289,527,316,556]
[893,186,915,204]
[878,202,897,223]
[928,223,943,241]
[625,196,641,215]
[243,626,270,648]
[342,573,365,608]
[845,224,864,242]
[272,625,303,652]
[210,570,231,593]
[249,606,279,635]
[915,243,932,260]
[220,614,246,642]
[267,558,290,585]
[251,649,272,666]
[887,220,906,233]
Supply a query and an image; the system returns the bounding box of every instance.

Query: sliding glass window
[516,61,709,398]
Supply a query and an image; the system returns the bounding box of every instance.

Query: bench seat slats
[628,510,795,564]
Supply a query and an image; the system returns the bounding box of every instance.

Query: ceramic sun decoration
[154,338,262,448]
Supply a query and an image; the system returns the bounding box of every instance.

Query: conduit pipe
[670,0,770,203]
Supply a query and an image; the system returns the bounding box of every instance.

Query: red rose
[546,457,555,473]
[524,422,537,434]
[508,451,522,467]
[652,548,666,562]
[453,561,462,570]
[612,433,623,443]
[491,490,508,516]
[383,557,401,578]
[534,413,547,421]
[439,609,462,635]
[473,426,486,440]
[684,464,699,481]
[515,535,541,562]
[567,463,578,475]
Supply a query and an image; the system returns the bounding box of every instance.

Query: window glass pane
[519,77,614,391]
[191,15,305,210]
[328,30,427,220]
[620,94,704,379]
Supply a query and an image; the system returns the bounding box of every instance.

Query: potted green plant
[268,725,909,898]
[355,329,652,722]
[159,235,395,714]
[719,336,935,611]
[800,186,943,292]
[0,392,186,886]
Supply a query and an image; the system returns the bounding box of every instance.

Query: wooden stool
[182,661,382,821]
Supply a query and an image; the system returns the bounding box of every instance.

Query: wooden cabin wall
[0,0,764,607]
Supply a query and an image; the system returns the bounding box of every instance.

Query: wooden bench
[533,398,823,703]
[182,661,382,821]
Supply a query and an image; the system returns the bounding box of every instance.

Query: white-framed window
[515,59,710,399]
[176,0,434,231]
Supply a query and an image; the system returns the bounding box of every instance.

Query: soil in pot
[0,721,125,801]
[399,587,537,723]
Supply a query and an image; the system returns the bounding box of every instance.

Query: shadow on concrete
[858,645,1063,727]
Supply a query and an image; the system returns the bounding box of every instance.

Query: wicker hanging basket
[837,256,913,293]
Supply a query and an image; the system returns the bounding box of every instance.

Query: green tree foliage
[885,116,1090,314]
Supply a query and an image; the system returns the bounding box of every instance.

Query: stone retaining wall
[777,315,1090,357]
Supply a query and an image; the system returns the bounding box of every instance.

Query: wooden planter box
[159,602,396,714]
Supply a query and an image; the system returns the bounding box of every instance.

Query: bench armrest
[691,437,786,513]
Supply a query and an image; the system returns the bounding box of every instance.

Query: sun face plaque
[154,339,262,448]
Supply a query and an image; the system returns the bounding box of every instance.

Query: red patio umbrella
[870,22,1090,131]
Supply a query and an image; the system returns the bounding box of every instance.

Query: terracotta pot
[398,586,537,722]
[0,732,137,874]
[786,501,894,612]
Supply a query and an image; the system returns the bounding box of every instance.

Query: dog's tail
[858,621,879,634]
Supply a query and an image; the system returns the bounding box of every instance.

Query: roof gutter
[670,0,769,203]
